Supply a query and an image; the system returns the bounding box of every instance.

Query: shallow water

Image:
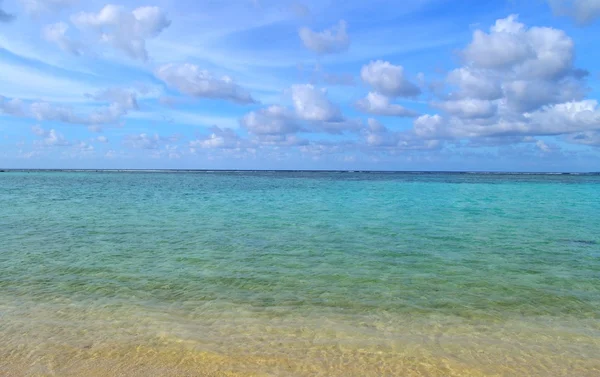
[1,171,599,376]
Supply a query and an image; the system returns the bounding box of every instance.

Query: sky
[1,0,600,171]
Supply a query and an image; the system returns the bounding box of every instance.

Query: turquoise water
[1,171,599,376]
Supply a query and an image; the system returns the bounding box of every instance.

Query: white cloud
[155,63,256,104]
[43,129,71,146]
[413,100,600,140]
[536,140,553,153]
[71,4,171,61]
[87,88,139,111]
[413,114,448,138]
[364,118,400,147]
[1,88,138,128]
[43,22,84,55]
[31,126,71,146]
[413,14,594,144]
[433,99,497,119]
[20,0,76,16]
[241,105,301,135]
[241,84,359,137]
[463,14,575,80]
[503,77,586,112]
[446,68,503,100]
[290,84,342,122]
[356,92,419,117]
[524,100,600,135]
[29,102,82,123]
[364,118,442,150]
[299,20,350,54]
[124,133,179,150]
[128,109,239,129]
[189,126,243,149]
[5,7,600,164]
[317,119,363,134]
[464,15,533,70]
[74,141,94,151]
[360,60,421,98]
[547,0,600,25]
[29,97,130,126]
[255,134,309,147]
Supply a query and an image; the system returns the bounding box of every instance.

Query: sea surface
[1,171,599,376]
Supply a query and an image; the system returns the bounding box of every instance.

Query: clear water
[1,171,599,376]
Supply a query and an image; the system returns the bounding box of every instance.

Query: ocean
[1,171,599,376]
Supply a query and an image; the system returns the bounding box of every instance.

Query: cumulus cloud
[20,0,77,16]
[74,141,94,152]
[356,92,419,117]
[463,16,534,70]
[413,114,447,138]
[503,77,586,112]
[31,89,135,127]
[363,118,400,147]
[547,0,600,25]
[433,99,497,119]
[257,134,309,147]
[43,22,84,55]
[360,60,421,98]
[414,100,600,140]
[241,105,301,136]
[29,102,84,124]
[463,14,575,80]
[442,14,588,114]
[299,20,350,54]
[241,84,359,138]
[535,139,558,153]
[189,126,244,149]
[356,61,421,118]
[0,0,14,22]
[124,133,179,150]
[298,140,354,158]
[412,14,596,146]
[155,63,255,104]
[524,100,600,135]
[446,68,503,100]
[290,84,342,122]
[31,126,71,147]
[364,118,442,150]
[96,135,108,143]
[71,4,170,61]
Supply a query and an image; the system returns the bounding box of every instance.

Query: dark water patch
[559,239,598,246]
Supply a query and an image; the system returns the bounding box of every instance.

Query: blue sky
[1,0,600,171]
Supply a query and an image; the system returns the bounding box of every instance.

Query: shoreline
[2,306,599,376]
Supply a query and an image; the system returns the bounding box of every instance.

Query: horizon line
[1,169,599,175]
